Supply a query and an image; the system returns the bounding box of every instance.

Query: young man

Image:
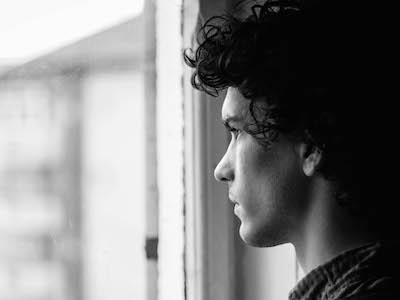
[185,1,399,299]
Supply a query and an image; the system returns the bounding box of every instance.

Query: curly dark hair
[184,0,396,233]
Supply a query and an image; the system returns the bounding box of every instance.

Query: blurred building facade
[0,13,152,300]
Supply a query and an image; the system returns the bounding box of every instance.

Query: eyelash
[229,127,240,138]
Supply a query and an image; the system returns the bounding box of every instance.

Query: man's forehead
[221,87,249,122]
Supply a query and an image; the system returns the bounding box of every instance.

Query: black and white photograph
[1,1,397,299]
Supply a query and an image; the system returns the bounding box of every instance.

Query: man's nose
[214,152,234,182]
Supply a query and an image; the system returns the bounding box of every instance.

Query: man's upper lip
[228,193,238,204]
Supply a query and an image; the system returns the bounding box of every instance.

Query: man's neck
[292,179,379,275]
[295,224,378,275]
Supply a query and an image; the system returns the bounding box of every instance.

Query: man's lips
[228,193,239,205]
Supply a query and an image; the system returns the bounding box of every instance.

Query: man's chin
[239,224,265,247]
[239,224,284,247]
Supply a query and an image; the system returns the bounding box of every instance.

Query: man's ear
[299,143,323,177]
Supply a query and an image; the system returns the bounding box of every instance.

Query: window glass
[0,2,149,299]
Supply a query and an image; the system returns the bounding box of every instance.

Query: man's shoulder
[337,278,397,300]
[339,292,396,300]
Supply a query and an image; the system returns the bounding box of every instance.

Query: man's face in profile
[214,87,309,247]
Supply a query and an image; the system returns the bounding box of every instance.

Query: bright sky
[0,0,144,65]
